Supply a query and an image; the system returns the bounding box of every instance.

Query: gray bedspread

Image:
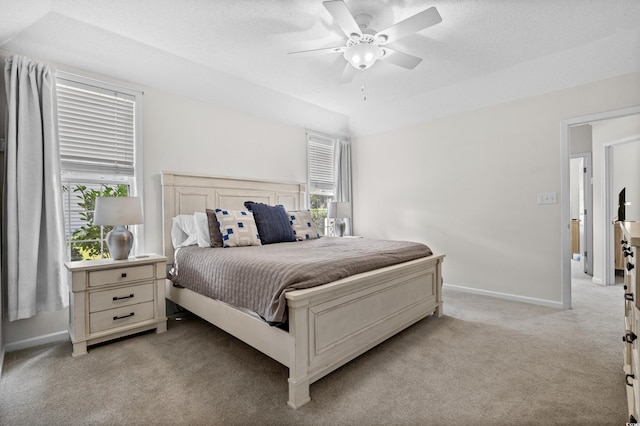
[171,237,433,324]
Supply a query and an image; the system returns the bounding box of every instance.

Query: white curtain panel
[3,55,68,321]
[335,139,353,236]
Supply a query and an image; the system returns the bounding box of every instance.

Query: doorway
[561,105,640,309]
[604,135,640,285]
[570,152,593,276]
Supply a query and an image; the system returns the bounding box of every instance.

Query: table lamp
[327,201,351,237]
[93,196,143,260]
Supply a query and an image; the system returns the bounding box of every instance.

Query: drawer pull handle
[121,273,127,278]
[626,374,635,387]
[113,294,134,301]
[627,262,635,272]
[625,293,634,301]
[113,312,135,321]
[624,250,634,258]
[623,332,637,343]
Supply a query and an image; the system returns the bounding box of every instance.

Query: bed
[161,171,445,408]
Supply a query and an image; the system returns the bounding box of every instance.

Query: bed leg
[435,259,444,318]
[287,297,311,408]
[434,303,443,318]
[287,377,311,409]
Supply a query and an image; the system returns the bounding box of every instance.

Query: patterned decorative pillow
[214,209,262,247]
[288,209,320,240]
[243,201,296,244]
[205,208,224,248]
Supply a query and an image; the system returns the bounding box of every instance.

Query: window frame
[56,71,145,259]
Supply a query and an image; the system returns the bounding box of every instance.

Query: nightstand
[65,254,168,357]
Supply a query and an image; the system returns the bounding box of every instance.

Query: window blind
[57,82,136,176]
[308,134,336,192]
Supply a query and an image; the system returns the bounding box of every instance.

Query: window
[307,132,336,236]
[56,72,143,261]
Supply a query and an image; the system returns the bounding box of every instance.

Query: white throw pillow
[194,212,211,247]
[171,215,198,248]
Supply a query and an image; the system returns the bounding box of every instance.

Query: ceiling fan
[289,0,442,83]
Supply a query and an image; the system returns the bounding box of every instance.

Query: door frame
[561,105,640,309]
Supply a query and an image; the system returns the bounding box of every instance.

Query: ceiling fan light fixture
[376,34,388,44]
[290,1,441,81]
[344,42,383,70]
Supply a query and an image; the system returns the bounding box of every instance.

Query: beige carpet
[0,262,627,425]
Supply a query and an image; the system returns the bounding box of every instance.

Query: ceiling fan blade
[339,61,356,84]
[288,46,346,56]
[323,0,362,39]
[376,7,441,44]
[380,48,423,69]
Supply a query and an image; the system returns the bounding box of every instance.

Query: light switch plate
[537,192,557,205]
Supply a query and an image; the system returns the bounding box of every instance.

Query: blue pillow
[244,201,296,244]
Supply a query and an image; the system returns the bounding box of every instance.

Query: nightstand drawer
[89,264,154,287]
[90,301,154,333]
[89,283,154,313]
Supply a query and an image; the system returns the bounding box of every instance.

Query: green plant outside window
[310,193,332,236]
[65,183,129,261]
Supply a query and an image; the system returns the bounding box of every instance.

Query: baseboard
[4,330,70,353]
[443,283,564,309]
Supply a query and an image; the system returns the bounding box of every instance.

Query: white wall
[570,125,593,154]
[352,72,640,305]
[141,88,311,256]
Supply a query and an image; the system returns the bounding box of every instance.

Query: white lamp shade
[327,201,351,219]
[93,196,143,226]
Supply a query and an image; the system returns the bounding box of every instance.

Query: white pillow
[171,215,198,248]
[193,212,211,248]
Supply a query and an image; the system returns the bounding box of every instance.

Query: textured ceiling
[1,0,639,136]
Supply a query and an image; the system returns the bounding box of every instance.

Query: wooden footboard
[285,254,444,408]
[166,253,444,408]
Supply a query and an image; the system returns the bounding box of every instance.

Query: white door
[580,154,593,276]
[571,153,593,276]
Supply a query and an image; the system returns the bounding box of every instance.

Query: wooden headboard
[161,171,307,263]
